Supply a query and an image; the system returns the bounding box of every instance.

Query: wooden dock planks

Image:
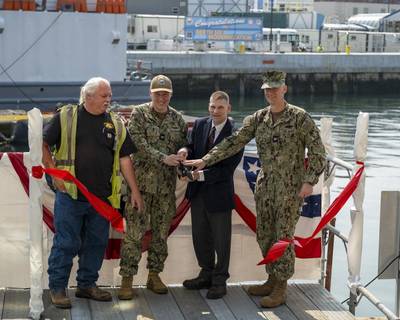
[222,285,266,320]
[170,286,217,319]
[143,287,184,320]
[296,283,355,320]
[0,290,4,319]
[69,288,91,320]
[2,289,30,319]
[285,283,330,320]
[114,288,154,320]
[200,289,236,320]
[0,284,356,320]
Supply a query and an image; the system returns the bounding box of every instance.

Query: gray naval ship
[0,8,149,110]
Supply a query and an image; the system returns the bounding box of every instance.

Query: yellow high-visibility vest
[54,104,126,208]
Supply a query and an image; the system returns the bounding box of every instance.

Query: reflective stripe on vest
[54,105,125,208]
[108,111,126,208]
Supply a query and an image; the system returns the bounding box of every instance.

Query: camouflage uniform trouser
[119,191,176,276]
[255,182,303,281]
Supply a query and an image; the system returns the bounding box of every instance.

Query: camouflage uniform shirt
[128,102,187,194]
[203,103,326,195]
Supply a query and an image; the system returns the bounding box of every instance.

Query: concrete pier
[128,51,400,96]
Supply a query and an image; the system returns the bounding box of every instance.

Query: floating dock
[0,283,355,320]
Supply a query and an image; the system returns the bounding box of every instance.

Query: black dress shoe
[206,285,227,299]
[183,277,212,290]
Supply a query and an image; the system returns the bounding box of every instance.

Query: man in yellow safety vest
[42,77,144,309]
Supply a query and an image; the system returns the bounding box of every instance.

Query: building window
[381,8,386,13]
[350,35,357,40]
[279,4,285,11]
[327,34,333,39]
[171,7,179,14]
[353,7,358,15]
[301,35,310,43]
[147,25,158,33]
[127,18,135,34]
[127,26,135,34]
[363,7,368,13]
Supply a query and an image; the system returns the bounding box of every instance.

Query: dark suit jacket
[185,117,244,213]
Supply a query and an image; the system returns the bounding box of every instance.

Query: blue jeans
[48,192,109,291]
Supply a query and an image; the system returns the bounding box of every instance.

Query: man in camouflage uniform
[185,71,326,308]
[118,75,187,299]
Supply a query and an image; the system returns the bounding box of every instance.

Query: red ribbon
[233,195,256,233]
[3,153,366,261]
[3,153,191,258]
[257,163,365,266]
[32,165,124,234]
[32,165,44,179]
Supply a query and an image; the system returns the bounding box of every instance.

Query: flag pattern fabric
[234,152,323,259]
[1,151,323,260]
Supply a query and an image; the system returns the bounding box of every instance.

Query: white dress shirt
[198,119,227,181]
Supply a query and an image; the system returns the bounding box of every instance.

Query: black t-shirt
[43,105,136,200]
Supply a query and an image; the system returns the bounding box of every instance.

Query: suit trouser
[191,193,232,286]
[119,191,176,276]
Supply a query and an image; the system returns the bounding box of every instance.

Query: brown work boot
[146,271,168,294]
[260,280,287,308]
[50,289,71,309]
[248,274,277,296]
[75,286,112,301]
[117,276,134,300]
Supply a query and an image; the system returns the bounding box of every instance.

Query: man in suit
[178,91,244,299]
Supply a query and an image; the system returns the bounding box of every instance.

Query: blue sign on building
[184,17,263,41]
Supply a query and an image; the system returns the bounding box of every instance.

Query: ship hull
[0,80,150,110]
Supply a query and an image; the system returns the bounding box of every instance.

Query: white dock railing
[321,112,400,320]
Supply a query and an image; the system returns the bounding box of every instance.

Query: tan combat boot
[247,274,277,296]
[117,276,134,300]
[146,271,168,294]
[260,280,287,308]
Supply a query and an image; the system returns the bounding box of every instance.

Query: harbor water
[1,92,400,317]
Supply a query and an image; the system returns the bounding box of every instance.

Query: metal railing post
[320,228,327,287]
[325,219,336,291]
[348,291,357,315]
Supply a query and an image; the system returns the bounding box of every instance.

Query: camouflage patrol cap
[150,74,173,93]
[261,71,286,89]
